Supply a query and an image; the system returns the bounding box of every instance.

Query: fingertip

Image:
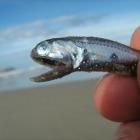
[131,26,140,50]
[94,75,140,122]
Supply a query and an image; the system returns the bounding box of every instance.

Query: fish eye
[36,42,49,56]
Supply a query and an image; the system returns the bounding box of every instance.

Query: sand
[0,79,118,140]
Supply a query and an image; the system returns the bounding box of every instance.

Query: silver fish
[31,37,140,82]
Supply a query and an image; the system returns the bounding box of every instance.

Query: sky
[0,0,140,28]
[0,0,140,90]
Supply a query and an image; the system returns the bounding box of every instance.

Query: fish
[31,36,140,82]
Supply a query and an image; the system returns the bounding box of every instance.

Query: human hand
[94,27,140,139]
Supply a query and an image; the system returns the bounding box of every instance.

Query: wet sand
[0,79,118,140]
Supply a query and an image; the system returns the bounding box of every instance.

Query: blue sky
[0,0,140,28]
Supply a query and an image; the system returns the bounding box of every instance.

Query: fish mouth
[31,49,73,82]
[30,47,74,82]
[33,57,67,71]
[30,56,74,82]
[30,56,73,82]
[32,56,63,67]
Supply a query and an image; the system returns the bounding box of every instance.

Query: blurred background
[0,0,140,139]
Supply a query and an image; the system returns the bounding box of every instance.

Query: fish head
[31,39,74,68]
[31,38,85,82]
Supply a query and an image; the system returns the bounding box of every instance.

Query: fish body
[31,37,140,82]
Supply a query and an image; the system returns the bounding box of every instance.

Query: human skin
[94,27,140,139]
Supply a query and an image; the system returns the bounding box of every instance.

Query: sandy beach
[0,79,118,140]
